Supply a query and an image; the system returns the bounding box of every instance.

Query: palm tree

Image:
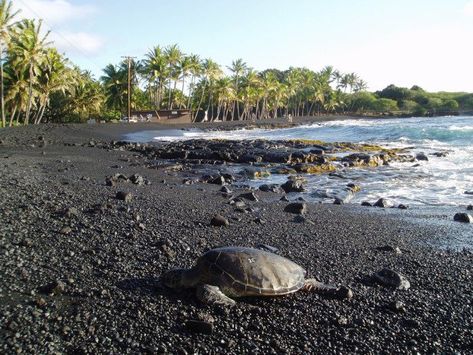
[33,48,73,124]
[228,58,247,120]
[143,46,168,109]
[100,63,127,114]
[178,55,192,108]
[0,0,19,127]
[164,44,183,109]
[4,61,28,126]
[214,77,234,121]
[11,19,50,125]
[193,58,222,121]
[186,54,201,110]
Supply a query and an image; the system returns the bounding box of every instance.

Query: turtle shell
[194,247,306,297]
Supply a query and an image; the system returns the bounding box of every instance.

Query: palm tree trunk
[180,76,186,109]
[171,79,178,109]
[9,105,17,127]
[0,46,5,128]
[187,75,195,109]
[167,80,172,110]
[194,81,207,122]
[25,63,34,125]
[37,104,47,124]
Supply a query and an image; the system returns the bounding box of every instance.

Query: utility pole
[121,56,136,120]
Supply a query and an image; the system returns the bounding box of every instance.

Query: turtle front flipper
[196,284,236,307]
[303,279,353,300]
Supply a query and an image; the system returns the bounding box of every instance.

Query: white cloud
[14,0,104,56]
[50,32,104,55]
[14,0,96,25]
[464,1,473,16]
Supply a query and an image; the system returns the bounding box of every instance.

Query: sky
[12,0,473,92]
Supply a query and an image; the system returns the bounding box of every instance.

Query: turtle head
[160,268,188,289]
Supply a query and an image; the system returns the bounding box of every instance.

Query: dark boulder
[116,191,132,203]
[238,192,259,202]
[374,198,394,208]
[284,202,307,214]
[210,214,229,227]
[281,179,305,193]
[372,268,410,290]
[415,152,429,161]
[453,213,473,223]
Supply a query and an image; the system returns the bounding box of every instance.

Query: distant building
[130,109,192,123]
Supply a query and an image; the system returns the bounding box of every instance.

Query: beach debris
[210,214,229,227]
[116,191,132,203]
[398,204,409,209]
[374,198,394,208]
[160,247,352,306]
[280,196,290,202]
[284,202,307,214]
[372,268,410,290]
[453,213,473,223]
[464,191,473,195]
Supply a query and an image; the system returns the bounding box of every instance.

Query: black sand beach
[1,120,472,354]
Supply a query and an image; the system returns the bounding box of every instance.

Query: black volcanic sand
[1,122,472,354]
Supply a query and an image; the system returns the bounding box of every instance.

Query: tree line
[1,0,472,127]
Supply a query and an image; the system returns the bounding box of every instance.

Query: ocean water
[126,116,473,207]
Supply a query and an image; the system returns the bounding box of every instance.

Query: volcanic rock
[372,268,410,290]
[210,214,229,227]
[284,202,307,214]
[453,213,473,223]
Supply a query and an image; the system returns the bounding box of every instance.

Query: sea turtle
[160,246,352,306]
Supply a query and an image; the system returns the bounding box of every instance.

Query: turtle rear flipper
[303,279,353,300]
[196,284,236,307]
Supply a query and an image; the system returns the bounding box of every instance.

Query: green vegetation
[0,0,472,127]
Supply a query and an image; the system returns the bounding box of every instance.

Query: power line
[15,0,104,73]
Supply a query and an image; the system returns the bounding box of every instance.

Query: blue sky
[14,0,473,92]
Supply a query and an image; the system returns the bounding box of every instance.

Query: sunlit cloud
[15,0,96,24]
[14,0,104,56]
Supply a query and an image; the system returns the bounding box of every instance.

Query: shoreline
[1,121,472,353]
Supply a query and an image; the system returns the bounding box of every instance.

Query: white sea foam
[126,115,473,207]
